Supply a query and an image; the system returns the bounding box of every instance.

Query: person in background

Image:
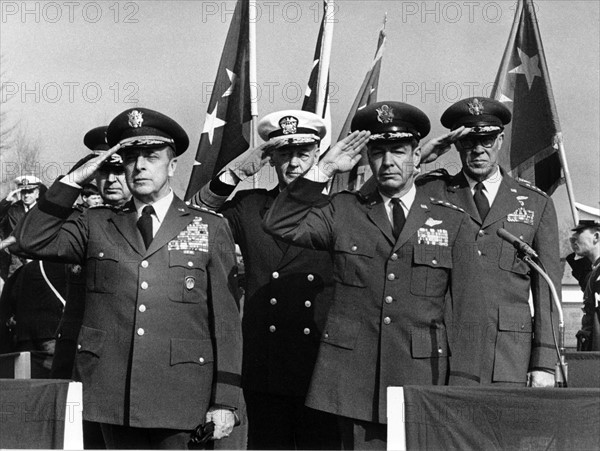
[80,183,103,208]
[570,220,600,351]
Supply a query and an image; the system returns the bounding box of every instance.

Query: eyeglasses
[457,135,498,150]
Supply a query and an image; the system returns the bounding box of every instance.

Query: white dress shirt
[133,189,174,238]
[464,167,502,206]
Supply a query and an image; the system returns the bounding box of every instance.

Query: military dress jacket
[263,177,485,424]
[196,187,334,397]
[443,171,560,383]
[14,181,242,429]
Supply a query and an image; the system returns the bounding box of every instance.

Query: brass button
[478,230,485,237]
[98,252,104,258]
[390,253,398,261]
[387,273,395,281]
[269,325,276,333]
[307,274,314,282]
[141,260,148,268]
[187,261,194,267]
[432,259,438,265]
[477,250,482,256]
[77,344,82,350]
[385,296,393,304]
[139,304,146,312]
[324,333,329,339]
[438,347,443,354]
[303,328,310,335]
[270,298,277,305]
[351,245,358,251]
[199,357,205,364]
[305,300,312,308]
[383,317,391,325]
[137,328,145,336]
[141,281,148,290]
[272,272,279,279]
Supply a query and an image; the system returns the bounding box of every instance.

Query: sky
[0,0,598,231]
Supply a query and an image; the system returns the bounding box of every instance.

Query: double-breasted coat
[14,181,242,429]
[196,187,334,396]
[263,177,485,424]
[443,170,560,383]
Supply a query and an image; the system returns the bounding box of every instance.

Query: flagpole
[527,0,579,225]
[557,137,579,225]
[248,0,259,188]
[316,0,334,117]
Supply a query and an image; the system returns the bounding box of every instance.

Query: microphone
[496,228,539,259]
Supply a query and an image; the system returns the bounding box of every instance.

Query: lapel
[481,174,521,229]
[109,200,145,257]
[447,172,481,224]
[145,196,194,257]
[361,185,395,246]
[393,188,431,252]
[260,188,289,255]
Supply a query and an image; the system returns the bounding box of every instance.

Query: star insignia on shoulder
[188,203,224,218]
[430,197,465,213]
[517,178,547,197]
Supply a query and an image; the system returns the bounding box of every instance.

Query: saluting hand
[63,144,121,186]
[317,130,371,178]
[225,139,286,182]
[418,126,471,164]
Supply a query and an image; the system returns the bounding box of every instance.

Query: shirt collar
[133,189,174,224]
[379,182,417,211]
[464,166,502,202]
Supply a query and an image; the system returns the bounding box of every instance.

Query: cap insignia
[468,98,484,116]
[279,116,298,135]
[376,105,394,124]
[127,110,144,128]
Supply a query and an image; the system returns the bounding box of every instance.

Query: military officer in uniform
[14,108,242,449]
[430,97,560,386]
[570,220,600,351]
[190,110,341,450]
[263,102,485,450]
[52,126,133,381]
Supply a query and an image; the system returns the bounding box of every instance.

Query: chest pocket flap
[332,236,374,287]
[86,244,119,293]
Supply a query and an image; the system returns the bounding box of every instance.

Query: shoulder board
[516,178,548,197]
[415,168,451,186]
[186,202,224,218]
[429,197,465,213]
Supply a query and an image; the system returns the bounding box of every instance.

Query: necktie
[137,205,155,249]
[391,198,406,239]
[473,182,490,220]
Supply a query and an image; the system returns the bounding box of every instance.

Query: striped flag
[185,0,251,200]
[330,17,386,193]
[491,0,564,194]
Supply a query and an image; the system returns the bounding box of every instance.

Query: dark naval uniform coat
[197,187,335,397]
[443,170,560,383]
[263,177,485,424]
[14,181,242,430]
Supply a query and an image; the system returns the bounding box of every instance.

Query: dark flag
[330,17,386,193]
[185,0,251,200]
[302,0,334,153]
[491,0,564,194]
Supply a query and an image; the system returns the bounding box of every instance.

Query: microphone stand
[521,253,568,387]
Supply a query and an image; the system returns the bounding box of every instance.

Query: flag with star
[491,0,564,195]
[330,16,386,193]
[185,0,251,200]
[302,0,334,154]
